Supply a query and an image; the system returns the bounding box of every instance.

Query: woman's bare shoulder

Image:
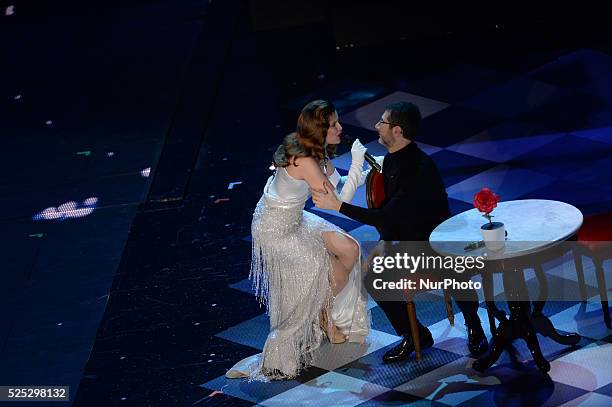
[292,156,318,167]
[286,156,320,179]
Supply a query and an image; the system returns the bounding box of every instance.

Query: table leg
[523,317,551,372]
[475,266,511,372]
[443,289,454,326]
[475,267,551,374]
[531,264,581,346]
[482,270,498,335]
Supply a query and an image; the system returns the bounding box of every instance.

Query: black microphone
[343,136,381,172]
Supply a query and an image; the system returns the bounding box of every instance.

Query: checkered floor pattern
[206,255,612,406]
[206,48,612,406]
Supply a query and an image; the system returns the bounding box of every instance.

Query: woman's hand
[339,138,367,202]
[350,139,367,165]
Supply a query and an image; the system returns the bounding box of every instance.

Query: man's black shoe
[466,319,488,356]
[383,331,434,363]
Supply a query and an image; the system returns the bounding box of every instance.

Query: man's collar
[389,141,417,157]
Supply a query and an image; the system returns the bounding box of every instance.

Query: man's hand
[312,181,342,211]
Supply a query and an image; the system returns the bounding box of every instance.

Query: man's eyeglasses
[377,119,400,127]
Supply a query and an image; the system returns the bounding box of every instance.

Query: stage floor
[2,1,612,406]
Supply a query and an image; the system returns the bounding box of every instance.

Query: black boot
[383,329,434,363]
[465,315,488,356]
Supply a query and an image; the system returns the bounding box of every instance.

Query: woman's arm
[291,156,336,194]
[325,158,335,177]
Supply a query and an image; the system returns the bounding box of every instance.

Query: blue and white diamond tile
[445,165,555,204]
[342,91,450,131]
[519,91,609,133]
[448,197,473,216]
[548,298,612,342]
[522,179,612,216]
[431,149,498,188]
[549,342,612,392]
[528,49,612,88]
[366,296,378,310]
[460,77,567,119]
[229,277,256,296]
[336,345,463,390]
[260,371,391,407]
[545,254,603,288]
[595,381,612,397]
[558,392,612,407]
[446,122,564,163]
[349,225,380,243]
[417,106,503,147]
[201,364,329,405]
[463,377,587,407]
[311,329,401,371]
[355,389,444,406]
[427,307,493,357]
[284,80,390,114]
[563,154,612,189]
[394,356,505,406]
[215,313,269,350]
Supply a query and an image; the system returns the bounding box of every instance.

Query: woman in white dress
[227,100,370,380]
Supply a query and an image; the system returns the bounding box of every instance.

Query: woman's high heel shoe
[329,326,348,344]
[320,310,347,344]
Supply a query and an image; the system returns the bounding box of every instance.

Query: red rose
[474,188,500,214]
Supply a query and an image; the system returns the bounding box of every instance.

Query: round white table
[430,199,583,260]
[429,199,584,373]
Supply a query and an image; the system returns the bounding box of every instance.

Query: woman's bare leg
[328,255,349,296]
[322,231,359,295]
[318,232,359,344]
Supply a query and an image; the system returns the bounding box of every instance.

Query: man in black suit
[312,101,487,362]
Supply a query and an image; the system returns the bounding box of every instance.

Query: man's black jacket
[340,141,450,241]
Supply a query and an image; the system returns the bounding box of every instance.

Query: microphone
[343,136,381,172]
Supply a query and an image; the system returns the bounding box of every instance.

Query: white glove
[350,138,367,163]
[339,139,367,202]
[328,168,341,188]
[327,170,345,201]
